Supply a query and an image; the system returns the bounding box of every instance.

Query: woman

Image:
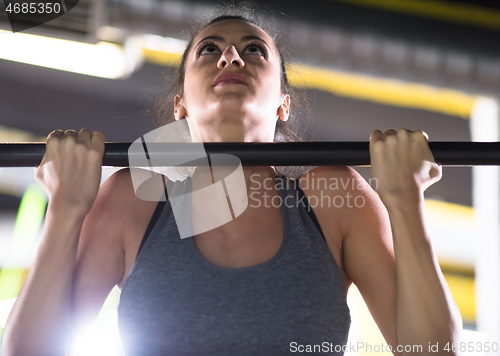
[3,9,462,356]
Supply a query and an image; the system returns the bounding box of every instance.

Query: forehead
[193,19,277,51]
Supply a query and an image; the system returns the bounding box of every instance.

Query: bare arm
[367,128,462,353]
[1,129,120,356]
[304,129,462,356]
[387,188,461,352]
[3,204,87,356]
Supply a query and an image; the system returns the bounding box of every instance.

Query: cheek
[182,69,205,103]
[259,66,283,100]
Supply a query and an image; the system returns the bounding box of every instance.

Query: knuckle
[45,136,60,147]
[88,149,102,159]
[371,143,387,158]
[385,134,398,145]
[75,142,87,152]
[416,131,428,142]
[46,131,63,142]
[79,129,93,140]
[62,135,76,145]
[370,140,385,151]
[416,137,430,150]
[397,128,409,137]
[47,130,63,139]
[93,130,105,139]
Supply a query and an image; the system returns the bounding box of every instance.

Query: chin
[211,99,252,116]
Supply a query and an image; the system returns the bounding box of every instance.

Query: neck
[185,112,277,143]
[191,165,277,196]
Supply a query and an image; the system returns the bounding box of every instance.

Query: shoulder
[297,165,389,244]
[95,168,165,210]
[97,166,164,221]
[75,168,162,282]
[83,168,163,247]
[298,166,365,189]
[298,166,378,212]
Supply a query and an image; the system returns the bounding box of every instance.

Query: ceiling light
[0,30,143,79]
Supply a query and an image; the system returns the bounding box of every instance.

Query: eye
[243,44,265,56]
[198,42,221,56]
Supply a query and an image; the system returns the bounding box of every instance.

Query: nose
[217,45,245,68]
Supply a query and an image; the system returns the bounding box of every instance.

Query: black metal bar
[1,142,500,167]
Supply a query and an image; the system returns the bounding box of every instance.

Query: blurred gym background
[0,0,499,354]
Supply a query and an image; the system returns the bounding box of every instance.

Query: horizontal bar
[1,142,500,167]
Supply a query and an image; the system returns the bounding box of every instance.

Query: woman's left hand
[369,128,442,206]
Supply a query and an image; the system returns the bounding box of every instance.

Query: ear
[276,95,290,122]
[174,95,188,121]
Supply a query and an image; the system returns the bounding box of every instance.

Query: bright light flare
[0,30,142,79]
[69,310,123,356]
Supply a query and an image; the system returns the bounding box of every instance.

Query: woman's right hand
[34,129,105,216]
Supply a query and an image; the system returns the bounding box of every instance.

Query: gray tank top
[118,175,350,355]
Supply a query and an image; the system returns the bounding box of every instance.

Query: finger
[91,131,105,154]
[47,130,64,140]
[383,129,397,137]
[77,128,93,145]
[64,130,78,138]
[396,128,411,137]
[369,130,383,143]
[421,130,429,141]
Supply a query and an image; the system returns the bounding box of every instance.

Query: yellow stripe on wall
[143,49,182,67]
[332,0,500,31]
[424,198,474,235]
[0,184,47,300]
[287,63,476,118]
[443,273,475,324]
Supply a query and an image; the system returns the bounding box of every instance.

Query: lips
[213,72,248,87]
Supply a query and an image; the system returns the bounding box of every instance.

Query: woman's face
[175,19,289,142]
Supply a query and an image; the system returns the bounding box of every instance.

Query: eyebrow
[194,35,271,51]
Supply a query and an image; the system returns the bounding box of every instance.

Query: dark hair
[153,3,311,145]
